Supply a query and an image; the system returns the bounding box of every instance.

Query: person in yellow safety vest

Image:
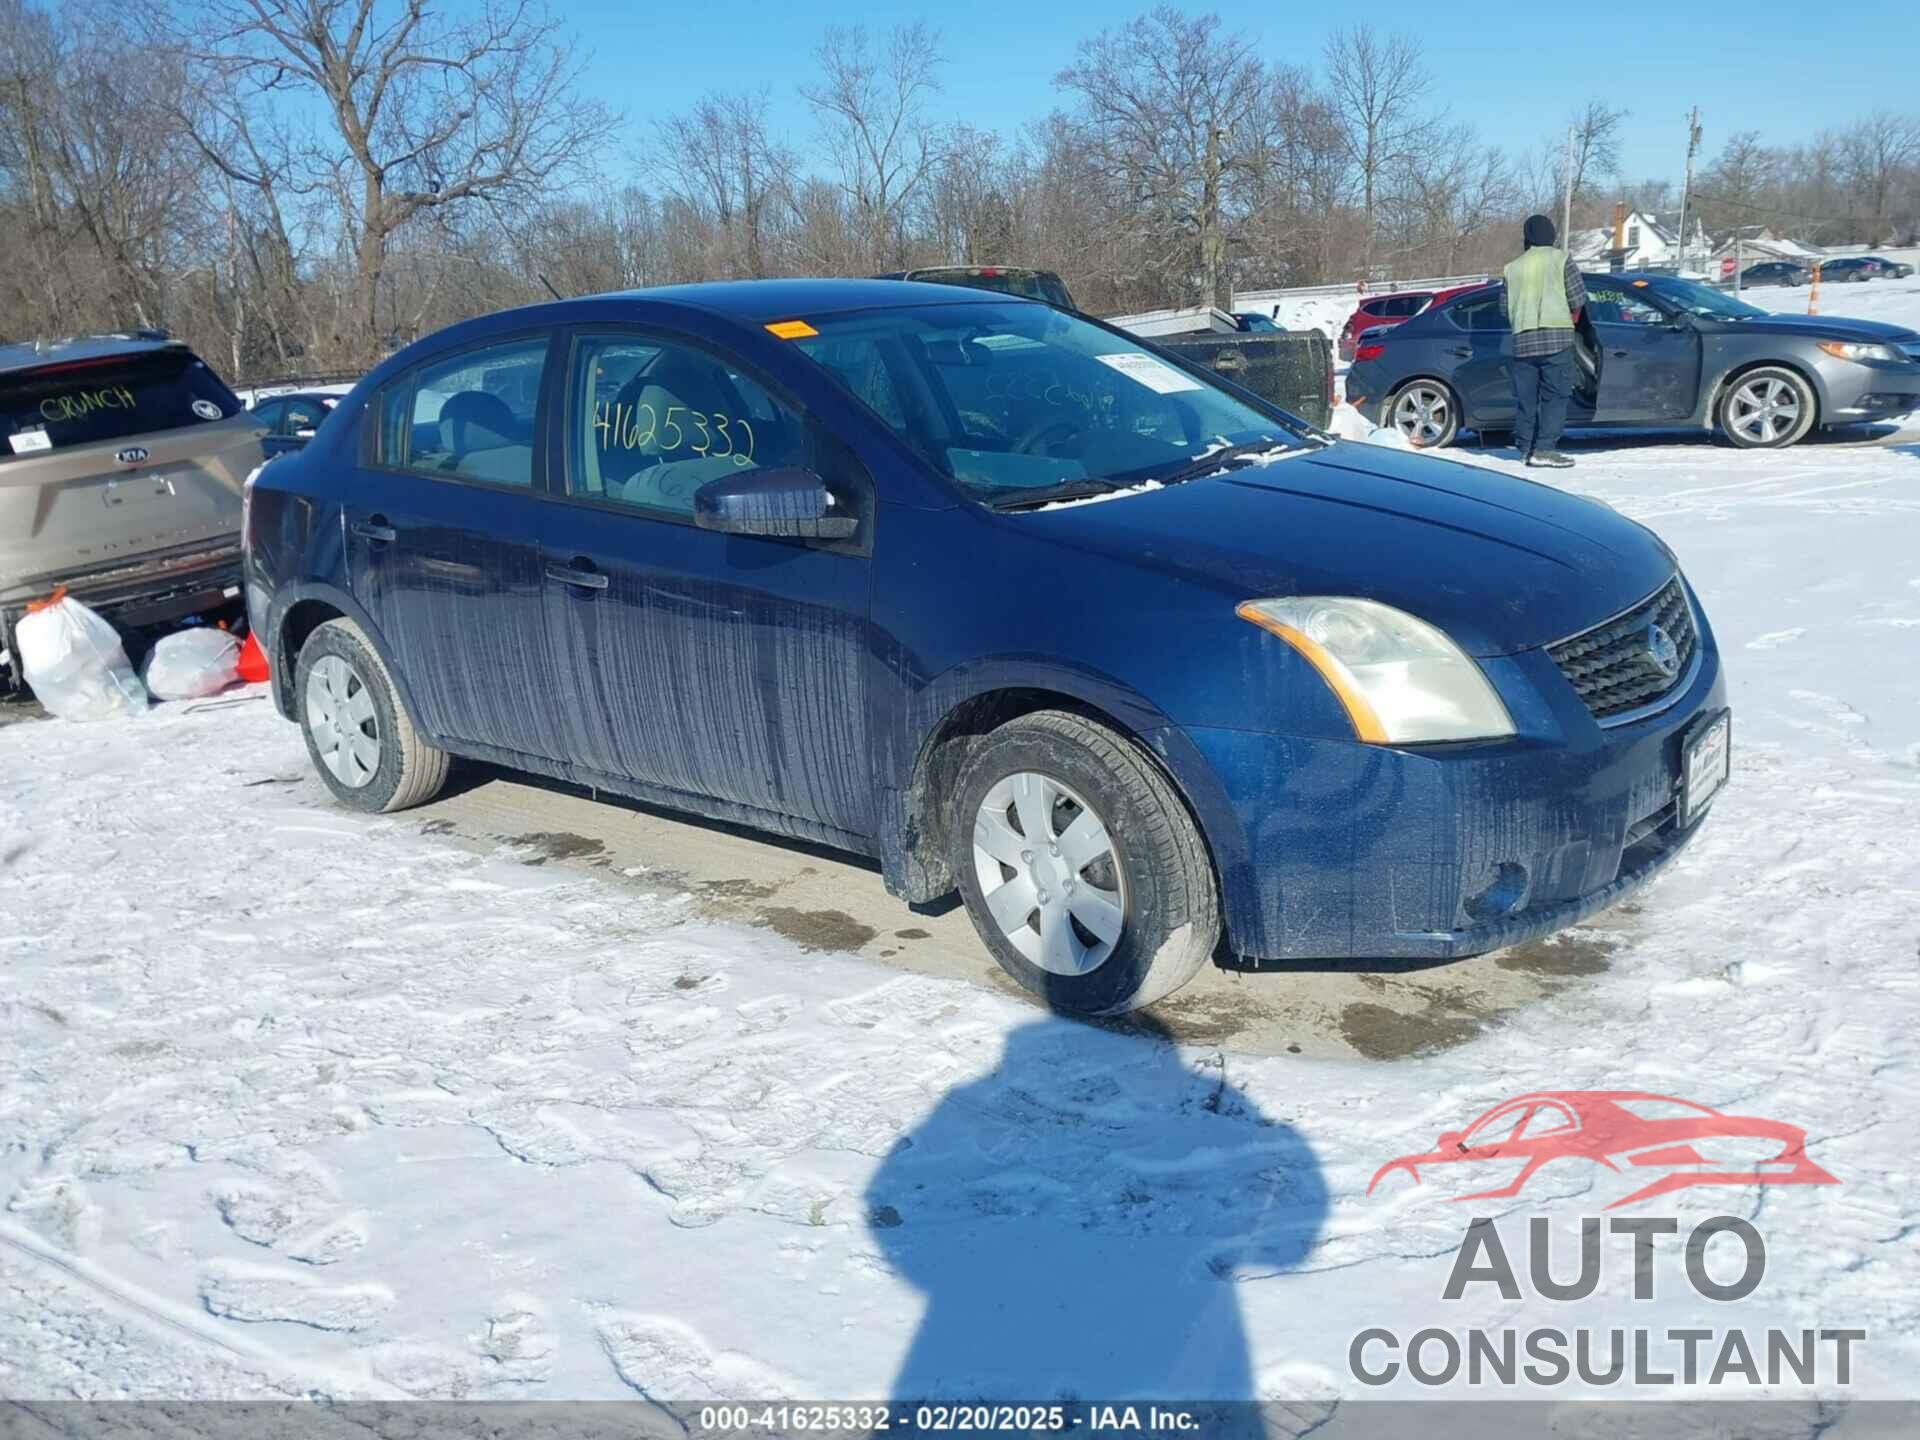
[1501,214,1588,469]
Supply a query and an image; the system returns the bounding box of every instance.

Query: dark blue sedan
[245,280,1729,1014]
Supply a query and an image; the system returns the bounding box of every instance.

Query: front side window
[786,301,1304,507]
[568,335,807,518]
[1585,284,1665,325]
[377,335,548,487]
[2,348,242,461]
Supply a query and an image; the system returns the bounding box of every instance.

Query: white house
[1567,210,1712,271]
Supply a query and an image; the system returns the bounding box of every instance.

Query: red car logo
[1368,1090,1838,1211]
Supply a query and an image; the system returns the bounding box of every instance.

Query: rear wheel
[951,710,1219,1015]
[1387,380,1459,448]
[295,618,449,812]
[1717,366,1816,449]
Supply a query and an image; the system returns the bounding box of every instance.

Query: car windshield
[0,348,242,461]
[788,301,1309,506]
[1641,278,1769,320]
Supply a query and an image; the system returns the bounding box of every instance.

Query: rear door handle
[545,561,609,591]
[1609,349,1630,358]
[350,517,397,543]
[1447,346,1472,358]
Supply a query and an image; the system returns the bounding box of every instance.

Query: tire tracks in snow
[0,1219,404,1400]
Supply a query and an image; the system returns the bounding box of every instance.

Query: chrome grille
[1547,577,1696,722]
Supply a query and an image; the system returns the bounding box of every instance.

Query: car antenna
[538,273,564,302]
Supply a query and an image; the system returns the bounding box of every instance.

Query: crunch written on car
[247,279,1729,1015]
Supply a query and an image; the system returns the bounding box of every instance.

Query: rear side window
[1447,294,1510,332]
[1,349,241,460]
[377,336,548,487]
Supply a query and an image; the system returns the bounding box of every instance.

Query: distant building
[1705,226,1821,270]
[1567,210,1712,271]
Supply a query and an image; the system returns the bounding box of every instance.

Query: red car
[1368,1091,1838,1210]
[1339,284,1486,362]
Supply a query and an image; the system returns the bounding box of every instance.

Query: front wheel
[1387,380,1460,448]
[295,618,450,812]
[951,710,1219,1015]
[1717,366,1816,449]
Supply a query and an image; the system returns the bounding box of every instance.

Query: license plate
[1679,710,1731,828]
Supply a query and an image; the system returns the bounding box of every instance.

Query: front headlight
[1816,340,1899,363]
[1236,597,1515,744]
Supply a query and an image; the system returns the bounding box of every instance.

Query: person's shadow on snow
[865,1013,1328,1406]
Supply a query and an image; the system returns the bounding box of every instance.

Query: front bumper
[1180,623,1727,962]
[1815,356,1920,424]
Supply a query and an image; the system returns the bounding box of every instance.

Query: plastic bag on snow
[142,627,242,700]
[15,591,148,720]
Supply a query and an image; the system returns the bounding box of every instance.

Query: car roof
[0,334,188,379]
[604,277,1013,321]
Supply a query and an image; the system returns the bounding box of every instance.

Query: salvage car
[249,279,1729,1014]
[1347,273,1920,449]
[1,335,265,693]
[248,390,339,457]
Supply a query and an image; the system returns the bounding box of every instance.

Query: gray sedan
[1345,273,1920,449]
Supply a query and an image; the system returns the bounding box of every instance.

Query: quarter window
[567,335,807,519]
[377,336,548,487]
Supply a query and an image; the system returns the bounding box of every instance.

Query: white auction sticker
[1093,352,1205,394]
[8,427,51,454]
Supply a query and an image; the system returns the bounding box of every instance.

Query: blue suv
[246,279,1729,1015]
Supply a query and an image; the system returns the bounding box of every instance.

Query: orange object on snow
[237,631,270,683]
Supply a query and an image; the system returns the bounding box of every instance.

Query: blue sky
[564,0,1903,183]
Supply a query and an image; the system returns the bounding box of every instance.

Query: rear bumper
[1,539,243,629]
[1178,622,1726,962]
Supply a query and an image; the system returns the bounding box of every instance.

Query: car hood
[1027,445,1677,657]
[1718,313,1920,344]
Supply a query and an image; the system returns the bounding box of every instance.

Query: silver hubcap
[1392,385,1450,445]
[1730,376,1801,444]
[304,654,381,789]
[972,772,1126,976]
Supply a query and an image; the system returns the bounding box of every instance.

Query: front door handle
[545,561,609,591]
[350,516,397,543]
[1609,349,1630,359]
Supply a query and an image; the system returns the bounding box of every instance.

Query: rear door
[1441,290,1517,424]
[1584,281,1701,421]
[346,331,573,760]
[0,347,262,599]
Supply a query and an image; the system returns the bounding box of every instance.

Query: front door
[1584,282,1702,421]
[538,329,876,838]
[346,331,571,761]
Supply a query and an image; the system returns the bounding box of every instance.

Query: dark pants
[1513,346,1575,455]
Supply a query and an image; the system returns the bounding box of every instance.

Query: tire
[1716,365,1817,449]
[1386,379,1460,448]
[294,617,449,813]
[950,710,1219,1015]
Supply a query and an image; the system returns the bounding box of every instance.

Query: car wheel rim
[1730,376,1800,444]
[305,654,381,789]
[972,772,1127,977]
[1393,385,1449,445]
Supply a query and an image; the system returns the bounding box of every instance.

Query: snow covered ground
[4,286,1920,1414]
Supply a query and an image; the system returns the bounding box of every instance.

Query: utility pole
[1561,123,1576,241]
[1675,107,1703,275]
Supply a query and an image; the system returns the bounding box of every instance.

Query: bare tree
[1322,24,1431,277]
[802,22,946,271]
[1837,111,1920,242]
[656,91,794,278]
[170,0,615,362]
[1057,7,1272,308]
[1559,98,1628,219]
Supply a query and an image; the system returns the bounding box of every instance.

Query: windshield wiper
[1152,440,1295,488]
[991,479,1132,512]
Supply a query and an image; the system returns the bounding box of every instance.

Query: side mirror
[693,466,857,541]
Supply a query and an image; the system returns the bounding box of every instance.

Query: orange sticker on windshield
[765,320,818,339]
